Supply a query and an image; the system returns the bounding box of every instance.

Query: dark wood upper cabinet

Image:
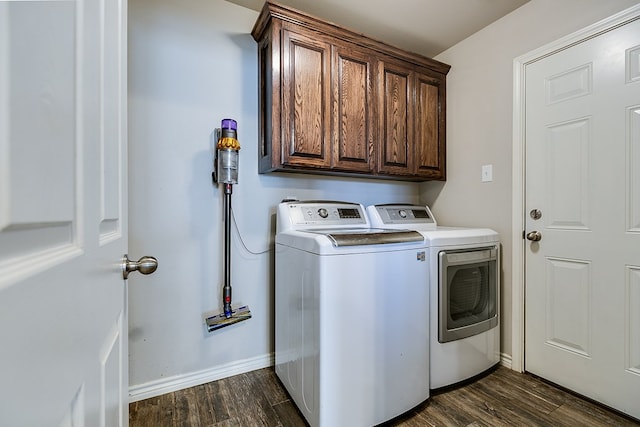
[332,44,375,173]
[252,2,450,181]
[414,69,446,179]
[378,57,412,175]
[281,28,332,169]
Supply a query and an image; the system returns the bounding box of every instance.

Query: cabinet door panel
[415,71,445,179]
[378,61,412,174]
[332,45,374,172]
[282,29,331,168]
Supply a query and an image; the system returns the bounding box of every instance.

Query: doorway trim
[511,4,640,373]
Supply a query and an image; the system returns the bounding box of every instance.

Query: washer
[367,204,500,390]
[275,200,430,427]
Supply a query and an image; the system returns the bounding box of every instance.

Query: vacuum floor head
[206,305,252,332]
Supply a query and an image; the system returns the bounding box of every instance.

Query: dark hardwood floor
[129,366,639,426]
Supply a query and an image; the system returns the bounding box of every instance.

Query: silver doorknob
[526,231,542,242]
[122,254,158,279]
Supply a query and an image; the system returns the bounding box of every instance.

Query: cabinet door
[377,59,414,175]
[282,28,331,168]
[331,44,375,172]
[414,70,445,179]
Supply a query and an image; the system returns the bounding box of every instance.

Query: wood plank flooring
[129,366,639,426]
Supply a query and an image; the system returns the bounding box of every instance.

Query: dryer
[367,204,500,390]
[275,201,430,427]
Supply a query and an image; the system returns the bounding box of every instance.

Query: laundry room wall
[421,0,639,363]
[127,0,419,398]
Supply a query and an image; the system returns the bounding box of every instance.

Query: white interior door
[0,0,130,425]
[524,15,640,419]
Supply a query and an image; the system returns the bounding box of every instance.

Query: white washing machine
[275,201,430,427]
[367,204,500,390]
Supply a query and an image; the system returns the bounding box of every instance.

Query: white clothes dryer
[275,201,430,427]
[367,204,500,390]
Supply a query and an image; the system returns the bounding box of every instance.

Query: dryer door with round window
[438,246,499,343]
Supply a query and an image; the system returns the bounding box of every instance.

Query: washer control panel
[277,201,368,232]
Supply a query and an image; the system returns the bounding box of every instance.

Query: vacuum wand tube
[222,182,232,317]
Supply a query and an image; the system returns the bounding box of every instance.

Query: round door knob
[526,231,542,242]
[122,254,158,279]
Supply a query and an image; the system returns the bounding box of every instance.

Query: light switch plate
[481,164,493,182]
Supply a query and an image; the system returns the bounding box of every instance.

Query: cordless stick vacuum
[206,119,251,332]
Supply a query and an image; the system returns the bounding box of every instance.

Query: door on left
[0,0,131,425]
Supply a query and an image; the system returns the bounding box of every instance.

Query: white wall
[423,0,640,360]
[127,0,419,397]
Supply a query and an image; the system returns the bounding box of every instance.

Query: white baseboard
[129,351,515,403]
[500,352,513,370]
[128,353,275,403]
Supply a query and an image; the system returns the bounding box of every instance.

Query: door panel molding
[628,106,640,232]
[627,265,640,375]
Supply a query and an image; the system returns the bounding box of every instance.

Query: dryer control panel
[367,204,437,230]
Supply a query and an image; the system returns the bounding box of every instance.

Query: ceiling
[226,0,530,58]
